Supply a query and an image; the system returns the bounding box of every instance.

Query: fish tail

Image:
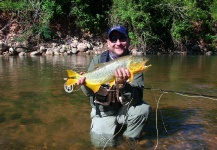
[65,70,82,86]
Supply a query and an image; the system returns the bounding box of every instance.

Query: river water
[0,54,216,150]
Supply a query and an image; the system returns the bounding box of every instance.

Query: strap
[100,50,110,63]
[95,103,102,117]
[93,50,110,117]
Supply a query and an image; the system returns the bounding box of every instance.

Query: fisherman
[77,25,152,147]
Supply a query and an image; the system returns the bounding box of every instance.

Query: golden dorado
[65,55,152,93]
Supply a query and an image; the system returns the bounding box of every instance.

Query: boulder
[77,43,87,52]
[16,47,26,53]
[19,52,26,56]
[71,48,78,54]
[30,51,40,57]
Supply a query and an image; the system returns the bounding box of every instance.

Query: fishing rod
[144,87,217,100]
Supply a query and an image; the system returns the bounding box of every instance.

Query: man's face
[107,31,130,56]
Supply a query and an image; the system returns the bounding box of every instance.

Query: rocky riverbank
[0,29,216,57]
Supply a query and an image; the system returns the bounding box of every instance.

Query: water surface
[0,54,216,150]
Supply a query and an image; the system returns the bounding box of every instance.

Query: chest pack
[93,50,121,116]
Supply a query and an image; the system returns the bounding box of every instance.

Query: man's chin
[113,49,125,55]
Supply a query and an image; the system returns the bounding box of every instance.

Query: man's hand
[77,72,86,85]
[115,68,130,86]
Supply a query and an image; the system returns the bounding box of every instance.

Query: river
[0,54,216,150]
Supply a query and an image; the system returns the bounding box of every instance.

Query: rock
[61,44,68,50]
[9,47,14,52]
[22,41,29,47]
[53,47,60,53]
[66,50,72,55]
[131,48,138,55]
[30,51,40,57]
[77,43,87,52]
[19,52,26,56]
[51,43,57,48]
[45,48,53,55]
[93,46,100,51]
[86,42,92,49]
[131,49,144,55]
[94,50,101,55]
[206,51,213,55]
[40,46,46,52]
[85,50,91,55]
[71,48,78,54]
[54,51,60,55]
[3,51,9,56]
[59,48,65,53]
[59,45,68,53]
[16,47,25,53]
[0,41,4,49]
[70,40,78,48]
[15,42,21,47]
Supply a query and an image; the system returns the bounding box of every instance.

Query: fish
[65,55,152,93]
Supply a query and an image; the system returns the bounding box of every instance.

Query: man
[77,25,151,147]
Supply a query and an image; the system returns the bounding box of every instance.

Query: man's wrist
[116,82,126,89]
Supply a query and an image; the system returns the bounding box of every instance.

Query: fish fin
[65,79,77,86]
[129,72,134,83]
[86,83,101,93]
[65,70,81,86]
[66,70,80,77]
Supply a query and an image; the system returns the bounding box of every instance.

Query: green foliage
[39,0,63,39]
[16,37,25,43]
[39,25,52,40]
[209,44,216,52]
[0,0,63,40]
[41,0,63,24]
[0,0,25,10]
[0,0,216,52]
[70,0,112,31]
[171,21,189,41]
[209,0,217,21]
[204,34,216,43]
[205,34,217,52]
[108,0,216,52]
[109,0,153,48]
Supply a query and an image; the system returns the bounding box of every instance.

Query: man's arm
[119,73,144,105]
[79,55,101,96]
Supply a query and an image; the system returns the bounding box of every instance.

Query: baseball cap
[108,25,128,38]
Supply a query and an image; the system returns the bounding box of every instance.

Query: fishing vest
[93,50,122,117]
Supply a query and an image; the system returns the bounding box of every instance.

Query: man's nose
[116,39,121,45]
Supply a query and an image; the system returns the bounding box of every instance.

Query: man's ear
[107,39,110,45]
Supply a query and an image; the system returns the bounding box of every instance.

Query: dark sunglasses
[109,36,128,43]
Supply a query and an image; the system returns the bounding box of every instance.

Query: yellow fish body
[65,55,152,93]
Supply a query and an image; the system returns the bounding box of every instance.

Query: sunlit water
[0,54,216,150]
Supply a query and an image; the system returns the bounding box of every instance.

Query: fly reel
[64,84,74,93]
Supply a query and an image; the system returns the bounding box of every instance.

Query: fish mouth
[141,58,152,71]
[145,64,152,69]
[144,59,152,69]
